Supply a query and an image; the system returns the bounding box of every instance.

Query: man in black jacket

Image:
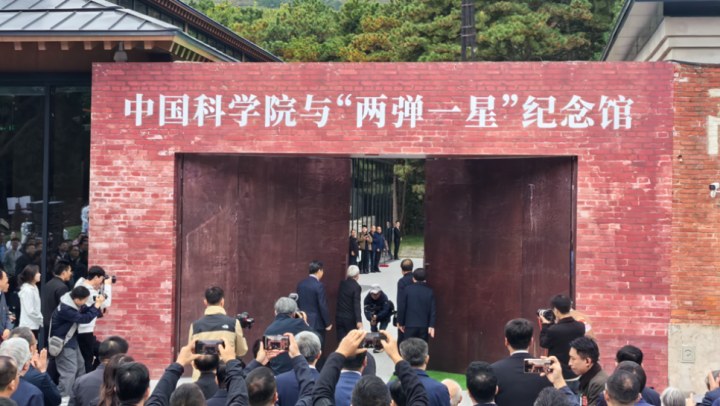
[396,259,414,343]
[349,231,359,267]
[69,336,128,406]
[491,319,552,406]
[539,294,585,395]
[206,361,227,406]
[41,261,73,346]
[393,222,402,260]
[266,297,319,375]
[193,355,219,399]
[336,266,362,344]
[311,330,428,406]
[398,268,436,343]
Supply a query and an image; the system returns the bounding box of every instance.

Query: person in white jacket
[18,264,43,339]
[74,266,112,373]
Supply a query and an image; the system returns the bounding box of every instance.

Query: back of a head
[295,331,321,365]
[660,387,685,406]
[195,355,219,373]
[99,336,129,362]
[0,338,31,371]
[616,346,643,365]
[343,352,367,371]
[412,268,427,282]
[169,383,206,406]
[616,361,646,391]
[0,356,17,393]
[309,260,323,275]
[88,266,106,281]
[441,380,462,406]
[9,327,34,348]
[275,297,298,316]
[217,361,227,390]
[71,285,91,300]
[246,367,276,406]
[347,265,360,278]
[400,259,413,273]
[115,362,150,405]
[505,319,533,350]
[569,337,599,365]
[53,260,71,276]
[550,294,572,314]
[205,287,224,305]
[399,338,428,368]
[99,354,135,406]
[534,387,572,406]
[606,370,640,406]
[352,375,392,406]
[389,380,407,406]
[466,361,497,404]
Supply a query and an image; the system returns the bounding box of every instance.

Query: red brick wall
[90,62,674,383]
[672,65,720,323]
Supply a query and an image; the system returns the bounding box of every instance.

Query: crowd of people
[1,255,719,406]
[349,223,402,274]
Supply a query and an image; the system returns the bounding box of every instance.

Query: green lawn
[398,235,424,258]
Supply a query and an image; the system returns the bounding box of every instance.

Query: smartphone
[195,340,223,355]
[523,359,551,374]
[264,335,290,351]
[360,332,387,350]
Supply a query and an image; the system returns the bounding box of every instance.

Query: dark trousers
[77,332,96,373]
[370,318,390,333]
[360,249,371,272]
[373,250,382,271]
[404,327,429,342]
[316,329,326,371]
[336,317,357,344]
[349,255,357,266]
[393,241,400,259]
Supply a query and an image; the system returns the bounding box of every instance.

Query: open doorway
[175,154,575,374]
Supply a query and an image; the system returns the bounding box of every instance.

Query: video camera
[536,308,556,323]
[94,275,117,301]
[236,312,255,329]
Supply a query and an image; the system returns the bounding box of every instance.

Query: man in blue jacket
[398,268,436,343]
[276,331,321,406]
[387,338,449,406]
[371,227,388,273]
[1,338,44,406]
[265,298,319,375]
[364,285,392,336]
[334,352,367,406]
[51,285,104,397]
[10,327,61,406]
[297,260,332,369]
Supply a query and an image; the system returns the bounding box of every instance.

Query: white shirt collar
[341,370,362,376]
[310,366,317,369]
[512,350,529,355]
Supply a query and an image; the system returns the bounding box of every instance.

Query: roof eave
[601,0,636,61]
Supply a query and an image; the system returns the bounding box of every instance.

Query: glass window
[0,87,46,274]
[188,27,197,38]
[198,32,207,43]
[119,0,133,8]
[208,38,217,49]
[172,19,184,29]
[160,13,172,24]
[134,1,148,14]
[148,7,161,20]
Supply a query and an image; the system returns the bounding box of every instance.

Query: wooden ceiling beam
[38,41,46,50]
[13,42,21,51]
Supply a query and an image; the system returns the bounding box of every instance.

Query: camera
[236,312,255,329]
[523,359,551,374]
[263,335,290,351]
[104,275,117,284]
[536,308,555,323]
[360,332,387,350]
[710,183,719,198]
[196,340,223,355]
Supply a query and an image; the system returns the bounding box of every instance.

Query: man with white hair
[265,297,319,375]
[276,331,322,406]
[442,379,463,406]
[336,265,362,344]
[0,338,43,406]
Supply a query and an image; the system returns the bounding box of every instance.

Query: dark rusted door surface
[424,158,573,373]
[178,155,350,360]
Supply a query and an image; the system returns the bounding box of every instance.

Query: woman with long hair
[18,264,42,339]
[93,354,135,406]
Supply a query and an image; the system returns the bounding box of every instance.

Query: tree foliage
[189,0,621,62]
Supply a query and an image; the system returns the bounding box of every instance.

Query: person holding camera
[50,285,105,397]
[189,286,248,381]
[539,294,586,395]
[535,355,580,406]
[358,226,373,274]
[265,297,318,375]
[364,284,392,337]
[74,266,113,374]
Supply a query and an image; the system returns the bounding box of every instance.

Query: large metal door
[424,158,574,373]
[177,155,351,360]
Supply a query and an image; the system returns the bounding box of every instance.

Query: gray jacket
[69,363,106,406]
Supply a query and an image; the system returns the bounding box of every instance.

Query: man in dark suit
[194,355,220,399]
[393,222,402,260]
[396,259,414,343]
[276,331,321,406]
[297,260,332,369]
[491,319,552,406]
[398,268,436,343]
[539,294,586,395]
[336,266,362,344]
[385,222,393,256]
[69,336,128,406]
[334,352,367,406]
[10,327,61,406]
[41,261,73,347]
[0,270,14,341]
[265,297,319,375]
[206,361,227,406]
[614,346,661,406]
[701,373,720,406]
[387,338,449,406]
[466,361,498,406]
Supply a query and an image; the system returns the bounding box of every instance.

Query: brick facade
[90,62,674,384]
[672,65,720,322]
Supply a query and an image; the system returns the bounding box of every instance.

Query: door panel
[425,158,573,373]
[179,155,350,361]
